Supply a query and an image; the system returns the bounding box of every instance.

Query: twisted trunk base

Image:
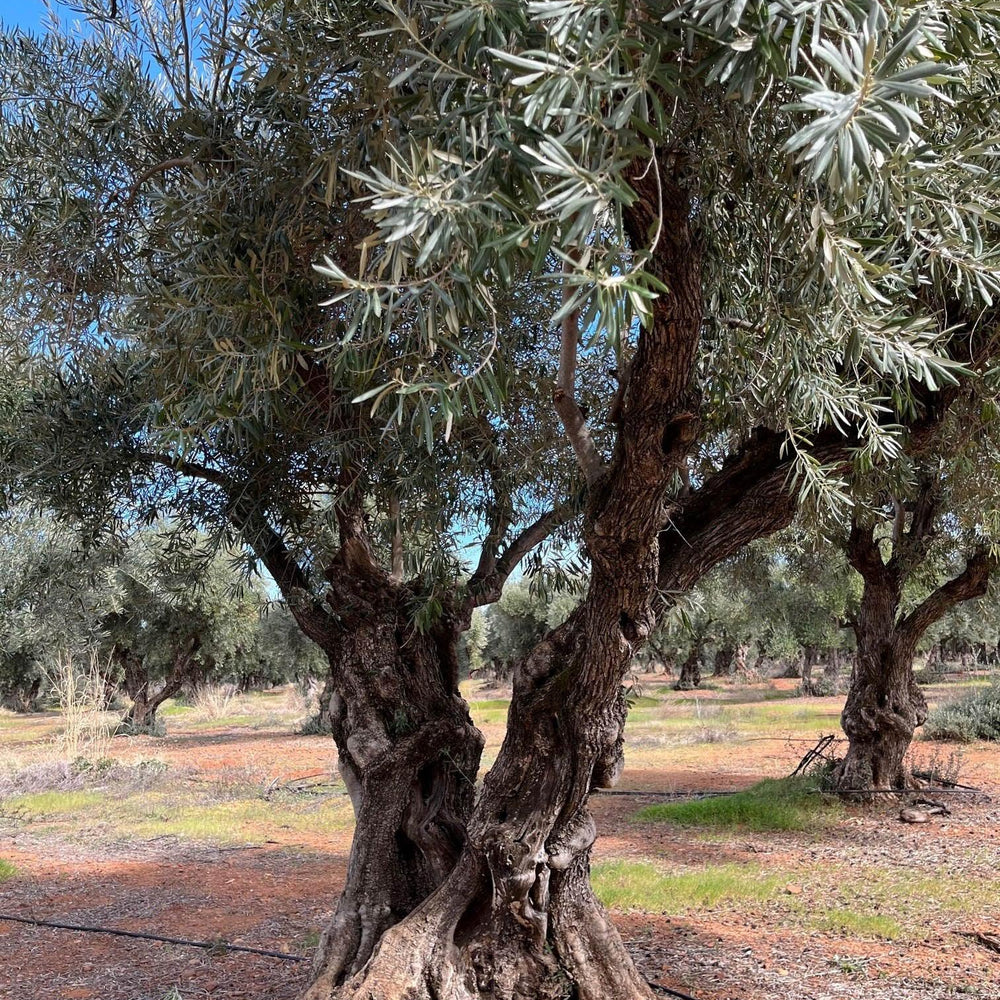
[302,578,484,996]
[836,651,927,797]
[323,850,651,1000]
[315,606,655,1000]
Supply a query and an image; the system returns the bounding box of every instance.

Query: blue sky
[0,0,77,31]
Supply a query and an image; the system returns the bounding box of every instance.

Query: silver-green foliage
[318,0,1000,511]
[0,1,577,599]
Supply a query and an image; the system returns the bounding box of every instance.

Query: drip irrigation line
[0,914,309,962]
[831,786,982,796]
[1,914,705,999]
[646,981,703,1000]
[598,786,981,798]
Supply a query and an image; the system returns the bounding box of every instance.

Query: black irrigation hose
[0,914,309,962]
[646,982,703,1000]
[833,786,982,795]
[596,786,981,798]
[1,913,705,1000]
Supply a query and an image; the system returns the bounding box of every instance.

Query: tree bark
[674,642,703,690]
[300,571,484,994]
[712,644,734,678]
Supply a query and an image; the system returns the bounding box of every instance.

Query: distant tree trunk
[712,644,734,677]
[780,653,803,679]
[0,669,42,712]
[837,506,993,798]
[800,645,820,695]
[823,648,842,693]
[674,641,703,691]
[119,638,200,732]
[733,643,749,677]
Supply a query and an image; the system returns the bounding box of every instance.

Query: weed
[635,777,842,832]
[42,650,114,761]
[0,858,16,881]
[815,908,903,940]
[189,685,238,721]
[923,680,1000,742]
[828,955,870,975]
[591,859,781,914]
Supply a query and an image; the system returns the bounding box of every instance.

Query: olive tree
[299,2,1000,997]
[835,427,1000,793]
[4,1,1000,998]
[102,530,262,732]
[0,506,110,710]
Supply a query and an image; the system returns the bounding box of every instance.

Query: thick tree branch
[466,504,572,609]
[656,428,850,595]
[846,517,886,579]
[137,450,313,597]
[897,550,995,649]
[334,491,383,579]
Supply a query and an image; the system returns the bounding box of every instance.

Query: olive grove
[2,1,1000,999]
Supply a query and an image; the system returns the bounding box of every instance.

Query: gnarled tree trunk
[712,644,735,677]
[836,505,993,798]
[307,167,704,1000]
[674,641,703,690]
[299,570,484,994]
[118,638,200,733]
[800,645,820,695]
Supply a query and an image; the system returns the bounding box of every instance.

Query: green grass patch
[158,702,191,717]
[591,860,781,914]
[814,908,903,940]
[635,778,841,832]
[469,699,510,726]
[115,792,356,844]
[628,695,660,709]
[10,789,106,818]
[0,858,16,881]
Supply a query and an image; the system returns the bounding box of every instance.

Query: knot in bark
[547,810,597,871]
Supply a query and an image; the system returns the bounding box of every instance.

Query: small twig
[553,267,605,485]
[956,930,1000,956]
[127,158,196,206]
